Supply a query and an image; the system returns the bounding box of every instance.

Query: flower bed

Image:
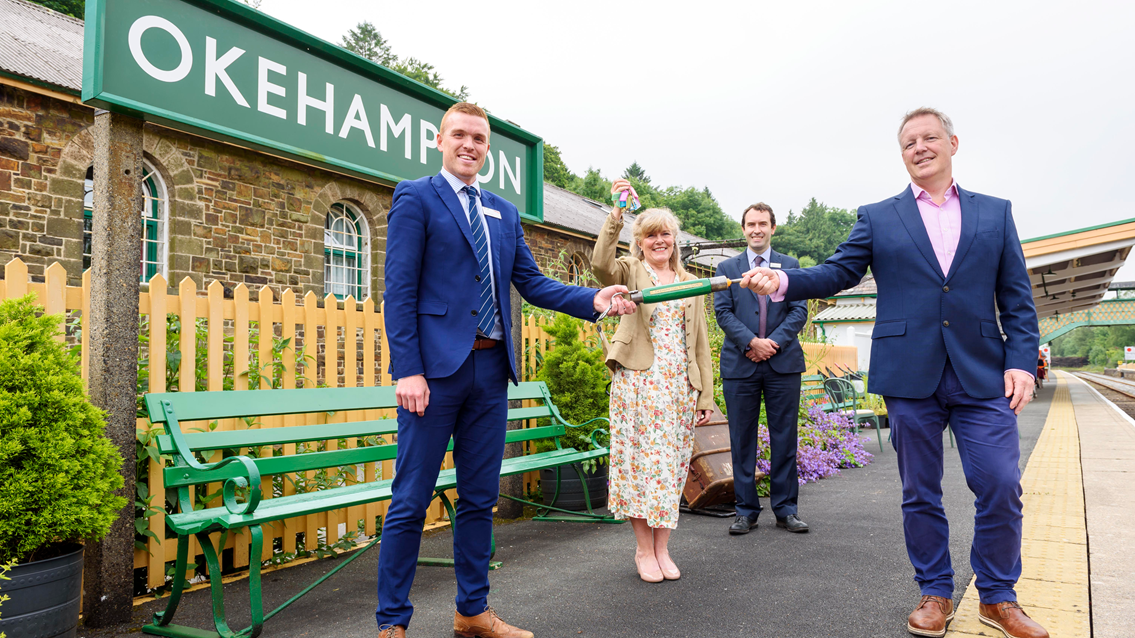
[754,403,873,494]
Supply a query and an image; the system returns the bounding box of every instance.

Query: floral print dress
[608,264,699,529]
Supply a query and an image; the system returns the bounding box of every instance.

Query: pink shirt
[913,180,962,276]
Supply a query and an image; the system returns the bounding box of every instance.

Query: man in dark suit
[743,108,1047,638]
[715,203,809,536]
[378,102,634,638]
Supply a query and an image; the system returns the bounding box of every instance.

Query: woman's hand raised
[610,179,633,220]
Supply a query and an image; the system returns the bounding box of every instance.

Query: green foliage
[543,144,575,189]
[0,296,126,563]
[341,21,469,100]
[534,314,610,453]
[24,0,83,18]
[1050,325,1135,368]
[773,198,857,265]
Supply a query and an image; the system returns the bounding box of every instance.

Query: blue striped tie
[464,185,497,336]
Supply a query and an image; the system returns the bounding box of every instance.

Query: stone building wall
[0,82,392,301]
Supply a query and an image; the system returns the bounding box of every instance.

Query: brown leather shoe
[978,601,1049,638]
[907,595,954,637]
[378,625,406,638]
[453,607,534,638]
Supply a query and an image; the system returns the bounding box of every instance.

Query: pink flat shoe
[635,552,663,583]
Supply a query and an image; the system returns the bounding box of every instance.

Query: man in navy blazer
[377,103,634,638]
[714,203,809,536]
[743,109,1046,638]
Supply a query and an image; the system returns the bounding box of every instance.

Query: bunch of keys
[611,187,641,212]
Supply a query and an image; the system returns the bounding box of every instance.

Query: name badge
[770,262,782,268]
[483,208,502,219]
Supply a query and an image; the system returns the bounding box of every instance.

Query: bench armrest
[176,453,263,517]
[588,428,610,450]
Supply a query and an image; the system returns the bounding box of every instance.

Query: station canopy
[1023,218,1135,319]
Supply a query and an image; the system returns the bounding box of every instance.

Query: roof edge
[1022,216,1135,244]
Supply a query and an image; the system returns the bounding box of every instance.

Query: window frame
[83,161,169,282]
[323,202,371,300]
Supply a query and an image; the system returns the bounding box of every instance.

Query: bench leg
[197,526,265,638]
[149,533,192,628]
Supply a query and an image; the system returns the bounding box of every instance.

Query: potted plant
[0,296,126,638]
[534,314,611,511]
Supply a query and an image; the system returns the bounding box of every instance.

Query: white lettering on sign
[380,104,411,159]
[205,37,248,107]
[499,151,521,193]
[419,120,438,165]
[339,94,375,148]
[477,151,494,185]
[257,57,287,119]
[129,16,193,83]
[297,72,334,134]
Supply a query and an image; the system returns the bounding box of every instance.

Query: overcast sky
[261,0,1135,278]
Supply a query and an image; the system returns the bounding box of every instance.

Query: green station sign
[82,0,544,221]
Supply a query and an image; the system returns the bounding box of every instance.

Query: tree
[24,0,84,18]
[622,161,651,185]
[340,21,469,101]
[772,198,857,264]
[543,144,575,189]
[576,168,613,203]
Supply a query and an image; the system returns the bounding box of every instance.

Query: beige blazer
[591,214,715,412]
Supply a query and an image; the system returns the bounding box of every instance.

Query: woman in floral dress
[591,179,715,583]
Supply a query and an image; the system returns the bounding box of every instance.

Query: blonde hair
[440,102,490,135]
[631,207,687,277]
[898,107,954,145]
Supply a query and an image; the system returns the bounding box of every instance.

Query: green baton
[598,276,734,320]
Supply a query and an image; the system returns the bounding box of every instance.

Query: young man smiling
[378,103,634,638]
[714,203,809,536]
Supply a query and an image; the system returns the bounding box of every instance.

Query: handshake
[739,267,781,296]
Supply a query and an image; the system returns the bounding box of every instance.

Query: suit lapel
[945,186,978,283]
[893,187,945,280]
[431,174,475,252]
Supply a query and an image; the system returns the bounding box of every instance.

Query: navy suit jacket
[383,174,598,382]
[780,185,1039,399]
[715,250,808,377]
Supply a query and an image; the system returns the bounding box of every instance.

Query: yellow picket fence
[1,258,858,592]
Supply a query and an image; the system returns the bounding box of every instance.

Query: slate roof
[541,183,740,270]
[812,304,876,323]
[831,275,877,298]
[0,0,84,93]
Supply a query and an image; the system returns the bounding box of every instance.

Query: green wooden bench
[142,381,613,638]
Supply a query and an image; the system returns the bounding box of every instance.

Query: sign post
[83,0,545,221]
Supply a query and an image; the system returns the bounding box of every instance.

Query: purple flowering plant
[754,399,873,496]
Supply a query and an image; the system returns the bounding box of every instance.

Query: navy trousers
[375,346,509,629]
[723,361,801,520]
[884,361,1023,604]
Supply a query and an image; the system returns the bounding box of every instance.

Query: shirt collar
[746,246,773,268]
[911,179,959,202]
[440,168,480,196]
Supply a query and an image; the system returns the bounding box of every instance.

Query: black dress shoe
[775,514,809,533]
[728,515,758,535]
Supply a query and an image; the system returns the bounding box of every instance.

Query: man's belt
[472,337,498,351]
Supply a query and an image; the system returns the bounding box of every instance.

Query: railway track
[1073,371,1135,400]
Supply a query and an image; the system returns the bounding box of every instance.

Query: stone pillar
[83,111,143,626]
[496,285,526,519]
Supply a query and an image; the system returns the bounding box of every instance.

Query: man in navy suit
[377,103,634,638]
[742,108,1046,638]
[714,203,809,536]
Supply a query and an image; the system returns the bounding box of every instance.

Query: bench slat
[156,419,399,454]
[164,444,399,488]
[146,382,554,424]
[166,447,605,534]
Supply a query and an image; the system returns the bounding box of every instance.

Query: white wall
[820,321,874,371]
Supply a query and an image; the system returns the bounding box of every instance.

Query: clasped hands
[739,266,780,296]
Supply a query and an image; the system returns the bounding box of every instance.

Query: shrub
[0,296,126,563]
[534,313,610,453]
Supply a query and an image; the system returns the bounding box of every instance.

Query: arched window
[567,253,587,284]
[324,202,370,299]
[83,161,168,281]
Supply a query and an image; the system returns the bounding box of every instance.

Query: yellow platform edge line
[945,373,1090,637]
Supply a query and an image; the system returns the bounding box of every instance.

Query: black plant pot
[0,543,83,638]
[540,461,608,511]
